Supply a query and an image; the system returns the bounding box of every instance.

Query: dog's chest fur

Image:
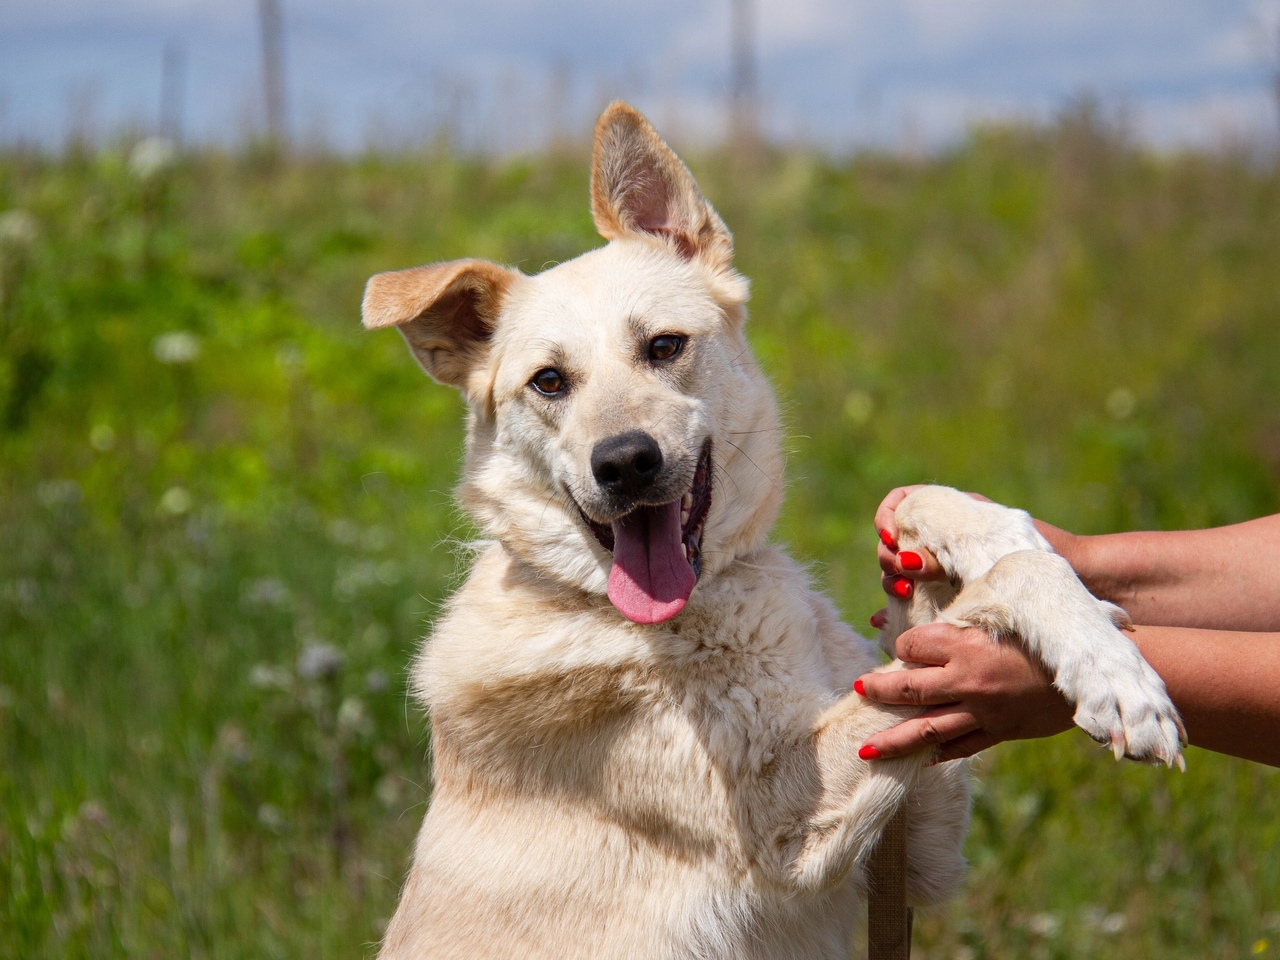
[423,542,876,806]
[393,545,883,958]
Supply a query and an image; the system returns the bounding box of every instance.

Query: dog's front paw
[948,552,1186,770]
[1064,617,1186,770]
[895,486,1050,586]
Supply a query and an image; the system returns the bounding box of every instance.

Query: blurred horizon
[3,1,1280,155]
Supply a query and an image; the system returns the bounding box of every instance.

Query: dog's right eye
[648,335,684,362]
[530,368,566,396]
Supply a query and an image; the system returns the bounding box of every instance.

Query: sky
[2,0,1279,152]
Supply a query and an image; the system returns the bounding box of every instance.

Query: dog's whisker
[721,439,781,490]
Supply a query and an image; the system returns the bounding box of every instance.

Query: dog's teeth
[682,493,693,511]
[681,509,690,526]
[680,542,688,560]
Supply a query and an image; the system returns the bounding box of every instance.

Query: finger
[892,621,973,665]
[877,542,898,575]
[855,662,954,707]
[935,728,1002,763]
[874,485,926,548]
[881,574,913,600]
[859,705,980,760]
[869,608,888,630]
[882,544,946,581]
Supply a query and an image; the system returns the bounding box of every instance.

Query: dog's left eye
[648,335,684,361]
[530,368,566,395]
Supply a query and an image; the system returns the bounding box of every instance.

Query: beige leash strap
[866,805,911,960]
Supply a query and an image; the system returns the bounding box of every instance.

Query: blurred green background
[2,111,1279,959]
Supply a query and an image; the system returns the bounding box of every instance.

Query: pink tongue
[607,501,696,624]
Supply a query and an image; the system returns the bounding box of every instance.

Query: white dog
[361,102,1184,960]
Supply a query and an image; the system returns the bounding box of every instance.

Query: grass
[2,113,1279,959]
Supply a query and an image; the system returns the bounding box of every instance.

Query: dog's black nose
[592,431,664,498]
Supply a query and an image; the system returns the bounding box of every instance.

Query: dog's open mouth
[583,441,712,625]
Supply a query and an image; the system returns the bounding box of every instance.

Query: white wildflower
[1101,913,1127,935]
[1106,386,1136,420]
[257,803,286,833]
[152,331,201,364]
[248,663,292,691]
[158,486,192,515]
[241,577,292,609]
[1028,912,1061,937]
[297,642,344,681]
[337,696,372,738]
[0,209,38,247]
[37,479,81,507]
[129,136,177,181]
[89,423,116,452]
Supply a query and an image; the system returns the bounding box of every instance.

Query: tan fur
[364,102,969,960]
[590,104,735,274]
[362,258,517,392]
[382,549,968,959]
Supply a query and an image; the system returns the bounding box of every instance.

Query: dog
[360,102,1184,960]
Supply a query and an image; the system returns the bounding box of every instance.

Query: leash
[866,805,911,960]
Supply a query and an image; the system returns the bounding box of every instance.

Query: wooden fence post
[867,805,911,960]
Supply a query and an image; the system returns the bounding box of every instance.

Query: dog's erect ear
[362,259,517,389]
[590,102,733,271]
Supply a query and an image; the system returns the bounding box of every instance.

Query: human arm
[874,485,1280,632]
[855,620,1280,767]
[1043,516,1280,632]
[863,487,1280,766]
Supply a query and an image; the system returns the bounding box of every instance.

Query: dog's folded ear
[591,102,733,272]
[362,259,518,390]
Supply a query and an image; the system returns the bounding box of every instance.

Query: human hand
[853,621,1075,762]
[872,486,1076,604]
[873,486,989,603]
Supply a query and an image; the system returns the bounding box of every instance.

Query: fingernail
[859,744,882,761]
[869,611,887,629]
[898,551,923,571]
[890,577,912,600]
[878,528,895,548]
[854,678,866,696]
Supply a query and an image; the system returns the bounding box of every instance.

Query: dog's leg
[767,692,967,898]
[890,486,1185,769]
[940,551,1186,767]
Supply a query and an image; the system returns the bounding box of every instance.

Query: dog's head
[363,103,782,624]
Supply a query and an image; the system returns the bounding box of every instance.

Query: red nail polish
[859,744,882,761]
[878,528,895,548]
[899,551,924,571]
[854,678,866,696]
[890,577,912,600]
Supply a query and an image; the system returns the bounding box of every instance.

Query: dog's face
[363,103,781,624]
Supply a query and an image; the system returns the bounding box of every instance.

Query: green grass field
[3,112,1279,959]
